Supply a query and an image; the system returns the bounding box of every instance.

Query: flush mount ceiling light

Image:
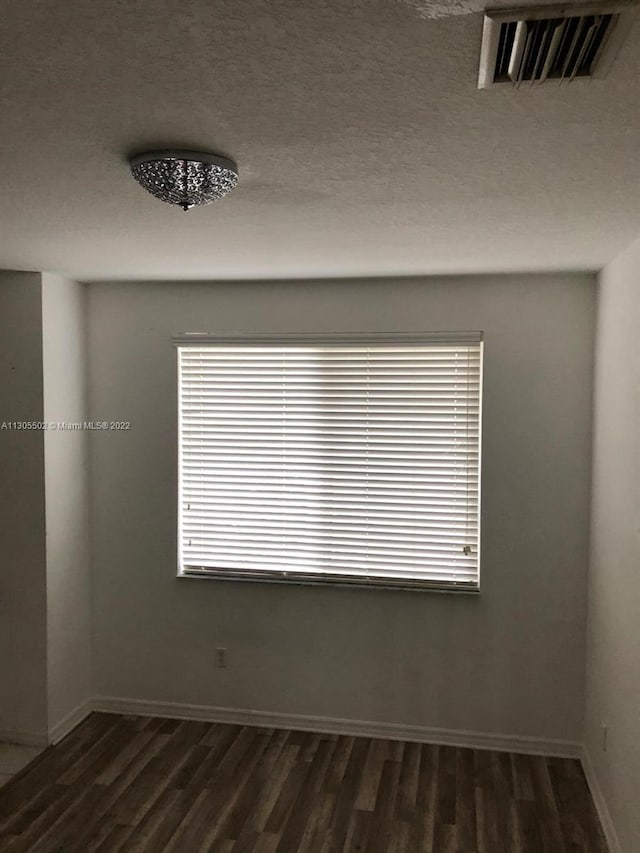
[129,149,239,211]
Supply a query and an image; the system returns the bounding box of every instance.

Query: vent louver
[478,3,637,88]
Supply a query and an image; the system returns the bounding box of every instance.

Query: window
[177,334,482,591]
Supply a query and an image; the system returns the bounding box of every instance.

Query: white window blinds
[177,335,482,591]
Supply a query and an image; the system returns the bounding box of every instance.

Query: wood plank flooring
[0,713,608,852]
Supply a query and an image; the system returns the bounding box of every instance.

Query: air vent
[478,2,638,88]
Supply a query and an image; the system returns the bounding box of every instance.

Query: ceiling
[1,0,639,281]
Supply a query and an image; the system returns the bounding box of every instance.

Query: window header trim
[173,331,484,347]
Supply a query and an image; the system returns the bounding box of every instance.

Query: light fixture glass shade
[129,150,239,211]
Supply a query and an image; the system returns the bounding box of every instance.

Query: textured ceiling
[1,0,640,280]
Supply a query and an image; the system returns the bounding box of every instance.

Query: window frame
[175,332,483,593]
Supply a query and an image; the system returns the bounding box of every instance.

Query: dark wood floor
[0,712,607,853]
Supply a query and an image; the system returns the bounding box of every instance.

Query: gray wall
[42,274,92,734]
[87,274,595,743]
[0,271,92,743]
[585,238,640,851]
[0,271,48,741]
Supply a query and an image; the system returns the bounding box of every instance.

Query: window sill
[177,569,480,595]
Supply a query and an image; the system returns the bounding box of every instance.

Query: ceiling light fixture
[129,149,239,211]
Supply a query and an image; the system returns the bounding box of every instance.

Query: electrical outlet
[601,722,608,752]
[215,647,227,668]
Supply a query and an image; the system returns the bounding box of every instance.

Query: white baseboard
[0,699,93,749]
[48,699,93,746]
[92,696,580,758]
[581,746,620,853]
[0,728,48,748]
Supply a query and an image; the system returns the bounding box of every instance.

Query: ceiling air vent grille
[478,3,637,88]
